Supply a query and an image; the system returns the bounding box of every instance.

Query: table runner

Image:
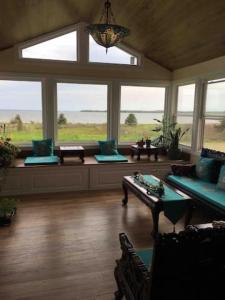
[138,175,187,224]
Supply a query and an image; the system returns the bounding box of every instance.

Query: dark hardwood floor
[0,189,207,300]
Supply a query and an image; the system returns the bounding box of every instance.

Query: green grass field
[4,122,225,152]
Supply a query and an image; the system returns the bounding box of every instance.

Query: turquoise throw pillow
[217,165,225,191]
[98,139,118,155]
[32,139,53,157]
[196,157,214,182]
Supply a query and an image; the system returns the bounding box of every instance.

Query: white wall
[173,54,225,81]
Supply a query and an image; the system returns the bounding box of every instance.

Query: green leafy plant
[0,124,20,167]
[167,127,189,160]
[0,198,17,217]
[151,116,177,148]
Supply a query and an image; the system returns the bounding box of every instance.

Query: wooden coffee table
[59,146,85,163]
[122,175,192,236]
[130,145,160,161]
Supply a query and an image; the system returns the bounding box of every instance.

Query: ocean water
[0,110,194,124]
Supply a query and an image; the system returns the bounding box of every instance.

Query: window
[176,84,195,146]
[89,35,138,65]
[119,86,165,142]
[203,80,225,152]
[21,31,77,61]
[0,80,43,144]
[57,83,108,142]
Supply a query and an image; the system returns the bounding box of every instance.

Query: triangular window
[89,35,138,65]
[21,31,77,61]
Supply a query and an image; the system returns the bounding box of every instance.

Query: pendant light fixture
[86,0,130,53]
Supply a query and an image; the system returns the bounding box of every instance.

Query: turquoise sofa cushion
[95,154,128,162]
[196,157,214,182]
[98,139,118,155]
[32,139,53,156]
[168,175,225,210]
[136,248,153,269]
[24,156,59,166]
[217,165,225,191]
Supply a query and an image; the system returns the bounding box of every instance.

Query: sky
[121,86,165,111]
[1,80,225,113]
[22,32,77,61]
[0,81,166,112]
[177,84,195,112]
[89,36,137,65]
[206,81,225,112]
[57,83,107,111]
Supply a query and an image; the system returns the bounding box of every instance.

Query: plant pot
[0,158,13,168]
[167,148,181,160]
[146,139,151,148]
[0,216,12,226]
[0,208,16,226]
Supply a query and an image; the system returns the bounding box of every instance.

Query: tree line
[6,113,225,130]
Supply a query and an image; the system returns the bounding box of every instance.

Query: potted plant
[0,197,17,226]
[0,124,20,168]
[167,127,189,160]
[151,116,177,153]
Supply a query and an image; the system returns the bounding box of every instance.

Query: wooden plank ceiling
[0,0,225,70]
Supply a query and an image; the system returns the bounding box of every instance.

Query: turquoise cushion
[217,165,225,191]
[168,175,225,210]
[25,156,59,166]
[32,139,53,156]
[98,139,118,155]
[136,248,153,269]
[196,157,214,182]
[95,154,128,162]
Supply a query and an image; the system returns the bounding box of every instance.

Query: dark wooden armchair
[114,224,225,300]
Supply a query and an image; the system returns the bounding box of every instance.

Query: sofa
[166,148,225,218]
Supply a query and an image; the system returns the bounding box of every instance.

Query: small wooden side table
[59,146,85,163]
[130,144,160,161]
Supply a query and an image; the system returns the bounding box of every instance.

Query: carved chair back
[115,226,225,300]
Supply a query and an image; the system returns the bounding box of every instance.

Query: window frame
[18,25,79,64]
[202,79,225,152]
[118,81,170,145]
[0,75,45,147]
[54,78,111,146]
[175,82,196,150]
[17,23,142,68]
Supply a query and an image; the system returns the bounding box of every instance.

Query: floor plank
[0,189,207,300]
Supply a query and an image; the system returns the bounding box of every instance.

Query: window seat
[0,156,187,196]
[13,154,173,167]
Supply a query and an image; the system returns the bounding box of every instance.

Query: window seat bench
[0,156,183,196]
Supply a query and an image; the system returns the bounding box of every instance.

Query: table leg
[154,152,158,161]
[131,149,134,158]
[151,208,160,237]
[60,153,64,164]
[80,151,85,163]
[122,182,128,206]
[185,201,194,227]
[137,150,140,161]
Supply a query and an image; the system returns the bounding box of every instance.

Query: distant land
[81,110,164,113]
